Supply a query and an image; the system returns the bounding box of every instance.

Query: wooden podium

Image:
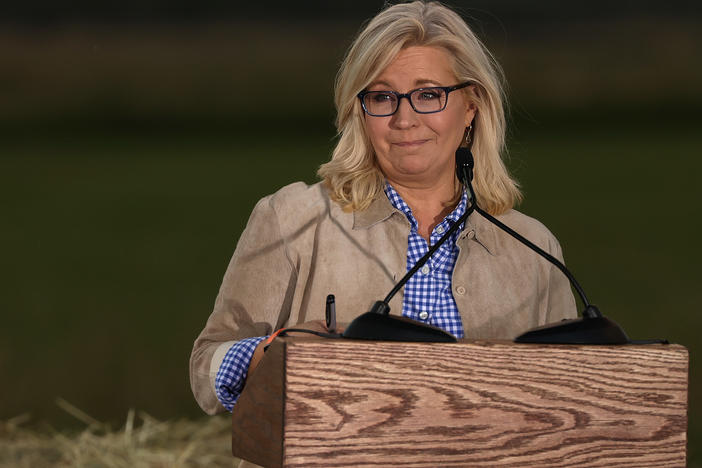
[232,338,688,467]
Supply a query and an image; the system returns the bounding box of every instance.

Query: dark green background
[1,1,700,464]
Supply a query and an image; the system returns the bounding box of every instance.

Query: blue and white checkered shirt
[384,182,466,338]
[214,183,466,411]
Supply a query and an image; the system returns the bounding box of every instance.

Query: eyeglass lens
[363,88,448,116]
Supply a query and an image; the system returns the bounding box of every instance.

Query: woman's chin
[387,167,451,186]
[388,158,433,176]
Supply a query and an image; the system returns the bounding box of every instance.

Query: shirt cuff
[214,336,267,412]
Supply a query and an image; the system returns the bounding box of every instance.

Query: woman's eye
[372,92,394,103]
[418,90,441,101]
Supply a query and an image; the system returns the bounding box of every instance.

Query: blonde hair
[318,1,521,214]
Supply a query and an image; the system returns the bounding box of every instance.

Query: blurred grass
[0,400,236,467]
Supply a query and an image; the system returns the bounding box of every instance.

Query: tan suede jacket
[190,181,577,414]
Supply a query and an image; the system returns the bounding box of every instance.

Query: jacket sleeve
[189,195,298,414]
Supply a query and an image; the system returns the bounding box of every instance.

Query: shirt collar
[383,183,417,229]
[351,182,496,255]
[383,182,468,233]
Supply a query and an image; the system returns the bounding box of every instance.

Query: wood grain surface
[282,340,688,467]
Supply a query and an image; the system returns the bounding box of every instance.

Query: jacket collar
[353,192,497,255]
[353,192,398,230]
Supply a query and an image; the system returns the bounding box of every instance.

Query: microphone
[455,146,629,345]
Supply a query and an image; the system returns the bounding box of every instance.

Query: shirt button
[455,286,466,295]
[421,265,430,275]
[418,311,429,320]
[436,225,445,234]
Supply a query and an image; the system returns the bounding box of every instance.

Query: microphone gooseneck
[381,204,475,306]
[342,153,481,342]
[455,146,629,344]
[344,197,472,341]
[344,143,636,344]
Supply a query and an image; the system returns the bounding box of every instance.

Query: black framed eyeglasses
[357,81,472,117]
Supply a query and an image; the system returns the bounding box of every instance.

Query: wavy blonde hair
[318,1,521,215]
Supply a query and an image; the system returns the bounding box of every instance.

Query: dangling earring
[455,124,474,184]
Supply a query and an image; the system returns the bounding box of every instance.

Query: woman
[190,1,576,416]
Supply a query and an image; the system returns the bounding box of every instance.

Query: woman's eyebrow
[414,78,442,86]
[367,80,393,89]
[366,78,442,90]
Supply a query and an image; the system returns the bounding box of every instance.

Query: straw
[0,400,238,467]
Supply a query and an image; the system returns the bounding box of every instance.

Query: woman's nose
[390,96,419,128]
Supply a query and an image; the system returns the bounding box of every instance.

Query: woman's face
[363,46,476,190]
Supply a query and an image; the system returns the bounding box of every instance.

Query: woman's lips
[393,139,429,147]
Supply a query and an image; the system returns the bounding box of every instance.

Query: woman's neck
[389,179,458,243]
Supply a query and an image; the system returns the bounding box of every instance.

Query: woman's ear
[463,85,477,127]
[464,103,476,127]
